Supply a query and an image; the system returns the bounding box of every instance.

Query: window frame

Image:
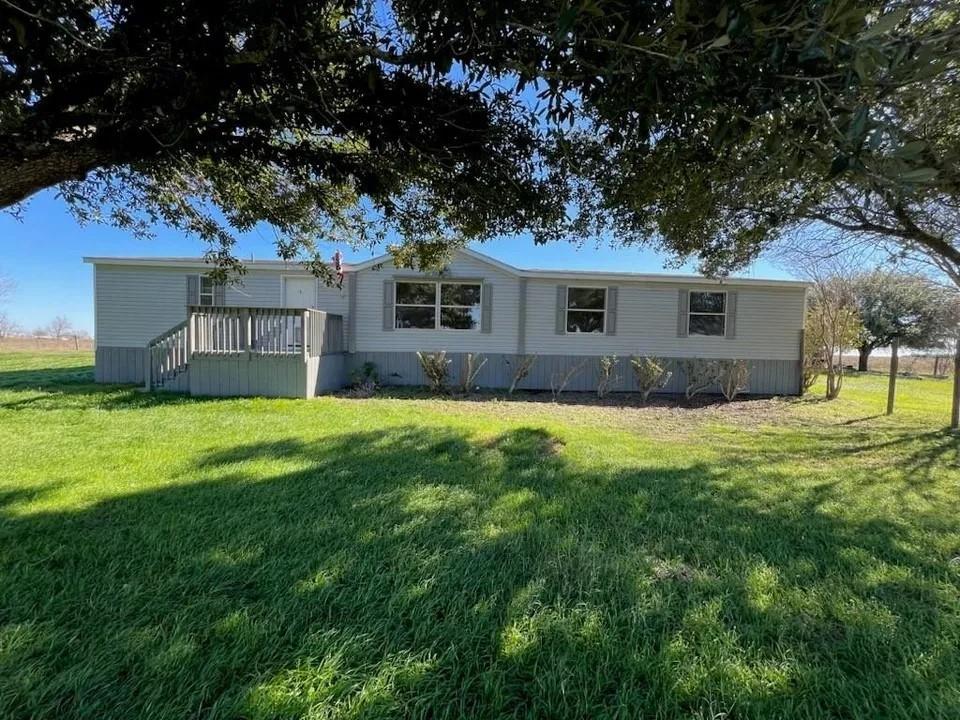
[687,290,727,337]
[394,279,483,331]
[198,274,215,307]
[564,286,607,335]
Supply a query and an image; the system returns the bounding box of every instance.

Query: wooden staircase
[145,320,189,390]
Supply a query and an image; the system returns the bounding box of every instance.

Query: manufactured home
[84,247,808,397]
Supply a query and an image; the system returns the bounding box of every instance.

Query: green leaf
[715,5,729,28]
[898,167,939,183]
[894,141,927,159]
[709,34,731,49]
[861,7,909,40]
[830,155,850,177]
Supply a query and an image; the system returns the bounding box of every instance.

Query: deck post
[186,309,194,358]
[241,308,251,360]
[144,346,151,390]
[302,310,310,360]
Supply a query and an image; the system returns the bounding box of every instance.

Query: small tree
[550,360,588,401]
[460,353,486,394]
[48,315,73,340]
[680,359,719,400]
[806,278,862,400]
[852,271,960,372]
[631,356,672,402]
[596,355,618,399]
[716,360,750,402]
[416,351,450,393]
[506,355,537,395]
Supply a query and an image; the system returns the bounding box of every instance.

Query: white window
[688,291,726,336]
[566,287,606,333]
[199,275,215,306]
[395,281,481,330]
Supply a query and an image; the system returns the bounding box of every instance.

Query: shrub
[460,353,487,394]
[506,354,537,395]
[630,356,672,402]
[347,361,379,398]
[716,359,750,402]
[550,359,588,400]
[416,351,450,392]
[349,361,379,388]
[597,355,619,399]
[680,358,720,400]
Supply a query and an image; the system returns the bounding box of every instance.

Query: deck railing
[145,320,189,389]
[188,306,344,356]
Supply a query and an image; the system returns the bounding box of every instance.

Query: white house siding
[524,279,805,361]
[353,254,521,354]
[95,264,349,347]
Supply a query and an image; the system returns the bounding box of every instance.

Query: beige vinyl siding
[225,272,349,315]
[94,265,191,347]
[525,279,805,360]
[354,254,520,353]
[95,265,350,347]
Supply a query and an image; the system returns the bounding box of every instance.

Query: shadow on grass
[2,426,958,719]
[0,364,240,411]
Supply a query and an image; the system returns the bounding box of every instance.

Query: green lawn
[1,351,958,719]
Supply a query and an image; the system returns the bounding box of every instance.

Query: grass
[0,350,958,719]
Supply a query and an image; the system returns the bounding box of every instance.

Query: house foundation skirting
[349,352,801,396]
[94,347,801,396]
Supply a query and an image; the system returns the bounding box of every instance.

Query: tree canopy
[2,0,959,287]
[558,1,960,282]
[852,270,960,369]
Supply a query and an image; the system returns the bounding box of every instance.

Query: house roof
[84,247,809,289]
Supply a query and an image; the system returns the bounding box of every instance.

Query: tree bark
[0,143,106,208]
[886,337,898,416]
[857,347,871,372]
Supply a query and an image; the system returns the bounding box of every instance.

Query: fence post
[886,337,899,416]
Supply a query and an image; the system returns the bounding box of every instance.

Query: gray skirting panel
[189,353,308,398]
[95,346,145,384]
[95,347,800,396]
[349,352,802,396]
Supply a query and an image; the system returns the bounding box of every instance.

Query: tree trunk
[886,337,899,416]
[0,143,106,208]
[857,347,872,372]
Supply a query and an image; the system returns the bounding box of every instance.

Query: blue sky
[1,189,795,335]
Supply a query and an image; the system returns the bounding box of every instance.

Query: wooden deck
[146,307,346,397]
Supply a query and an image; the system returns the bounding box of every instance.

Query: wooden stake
[951,336,960,430]
[886,337,899,416]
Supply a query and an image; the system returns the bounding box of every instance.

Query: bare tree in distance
[0,313,21,339]
[0,273,14,301]
[47,316,74,340]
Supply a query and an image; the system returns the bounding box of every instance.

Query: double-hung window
[199,275,215,306]
[688,291,726,336]
[395,281,482,330]
[566,287,606,333]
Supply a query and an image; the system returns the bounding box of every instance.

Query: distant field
[0,337,95,352]
[841,353,953,376]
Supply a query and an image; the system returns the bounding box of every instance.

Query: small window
[199,275,215,306]
[394,280,482,330]
[688,291,726,336]
[566,287,606,333]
